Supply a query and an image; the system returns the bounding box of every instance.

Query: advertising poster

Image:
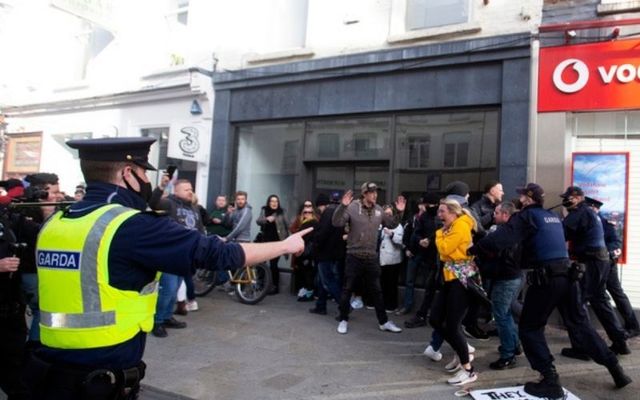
[572,153,629,264]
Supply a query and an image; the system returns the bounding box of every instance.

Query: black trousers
[24,354,144,400]
[429,280,472,364]
[415,265,439,319]
[519,272,617,373]
[606,260,640,331]
[380,263,400,311]
[0,311,28,399]
[268,257,280,289]
[338,255,388,324]
[574,257,627,345]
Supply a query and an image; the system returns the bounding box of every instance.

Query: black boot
[524,366,564,399]
[607,363,632,388]
[610,340,631,355]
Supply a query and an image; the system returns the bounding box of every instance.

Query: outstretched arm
[240,227,313,265]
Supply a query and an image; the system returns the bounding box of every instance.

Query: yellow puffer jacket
[435,214,475,282]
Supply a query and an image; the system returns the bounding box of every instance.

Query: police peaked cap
[560,186,584,198]
[584,196,603,209]
[66,137,157,170]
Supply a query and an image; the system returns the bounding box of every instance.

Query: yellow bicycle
[193,262,272,305]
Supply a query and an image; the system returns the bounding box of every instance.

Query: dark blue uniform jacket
[39,182,245,369]
[470,204,568,267]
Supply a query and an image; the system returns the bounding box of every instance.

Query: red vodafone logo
[539,39,640,112]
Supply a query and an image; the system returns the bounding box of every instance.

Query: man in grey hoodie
[224,191,253,243]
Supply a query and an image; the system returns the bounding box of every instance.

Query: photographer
[0,210,29,399]
[13,173,64,346]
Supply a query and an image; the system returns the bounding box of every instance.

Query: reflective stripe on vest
[38,204,159,349]
[40,206,130,329]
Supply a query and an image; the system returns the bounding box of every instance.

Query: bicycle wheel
[193,268,217,297]
[234,263,271,305]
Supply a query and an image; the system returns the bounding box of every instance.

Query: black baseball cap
[419,192,441,205]
[66,137,157,170]
[560,186,584,198]
[361,182,378,194]
[515,183,545,203]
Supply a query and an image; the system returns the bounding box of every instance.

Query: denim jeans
[430,329,445,351]
[21,273,40,342]
[154,273,182,323]
[402,255,423,311]
[315,260,343,311]
[491,277,522,359]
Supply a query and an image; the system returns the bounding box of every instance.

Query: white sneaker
[186,300,199,312]
[424,345,443,361]
[445,353,474,373]
[379,321,402,333]
[337,320,348,334]
[445,355,460,373]
[297,288,307,297]
[447,368,477,386]
[351,296,363,309]
[468,343,475,354]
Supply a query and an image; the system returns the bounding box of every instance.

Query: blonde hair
[440,198,478,232]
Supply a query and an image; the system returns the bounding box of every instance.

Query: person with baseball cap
[331,182,405,335]
[469,183,631,398]
[559,186,630,361]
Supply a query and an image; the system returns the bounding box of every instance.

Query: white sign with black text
[470,385,580,400]
[168,120,210,163]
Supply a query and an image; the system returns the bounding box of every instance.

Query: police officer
[25,137,309,400]
[469,183,631,399]
[585,196,640,339]
[560,187,630,359]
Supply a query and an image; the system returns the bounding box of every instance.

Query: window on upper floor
[167,0,189,26]
[406,0,470,30]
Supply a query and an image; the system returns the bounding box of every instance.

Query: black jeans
[520,270,617,373]
[0,311,28,399]
[415,264,439,319]
[606,260,640,331]
[429,280,472,364]
[380,263,401,311]
[269,257,280,289]
[338,255,388,325]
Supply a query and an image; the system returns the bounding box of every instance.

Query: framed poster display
[3,133,43,178]
[571,152,629,264]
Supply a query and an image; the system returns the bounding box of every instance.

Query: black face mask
[562,198,574,208]
[426,205,438,216]
[124,169,152,204]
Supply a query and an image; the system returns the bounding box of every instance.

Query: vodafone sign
[538,39,640,112]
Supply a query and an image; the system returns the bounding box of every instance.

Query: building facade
[536,0,640,305]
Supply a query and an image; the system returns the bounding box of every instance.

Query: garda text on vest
[37,250,81,270]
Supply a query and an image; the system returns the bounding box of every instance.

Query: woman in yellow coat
[430,198,479,386]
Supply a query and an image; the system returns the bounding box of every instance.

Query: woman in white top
[379,205,404,312]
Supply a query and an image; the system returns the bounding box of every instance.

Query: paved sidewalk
[141,291,640,400]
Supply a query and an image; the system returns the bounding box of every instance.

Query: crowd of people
[1,141,638,399]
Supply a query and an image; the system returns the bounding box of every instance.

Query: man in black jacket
[403,192,441,327]
[309,193,346,315]
[471,180,504,230]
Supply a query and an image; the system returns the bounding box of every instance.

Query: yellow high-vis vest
[37,204,160,349]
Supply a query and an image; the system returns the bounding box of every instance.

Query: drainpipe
[527,32,540,183]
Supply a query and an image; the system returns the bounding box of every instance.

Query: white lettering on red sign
[553,58,640,93]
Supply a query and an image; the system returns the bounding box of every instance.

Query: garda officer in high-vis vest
[26,137,310,400]
[469,183,631,399]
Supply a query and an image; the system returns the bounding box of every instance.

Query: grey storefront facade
[208,33,531,224]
